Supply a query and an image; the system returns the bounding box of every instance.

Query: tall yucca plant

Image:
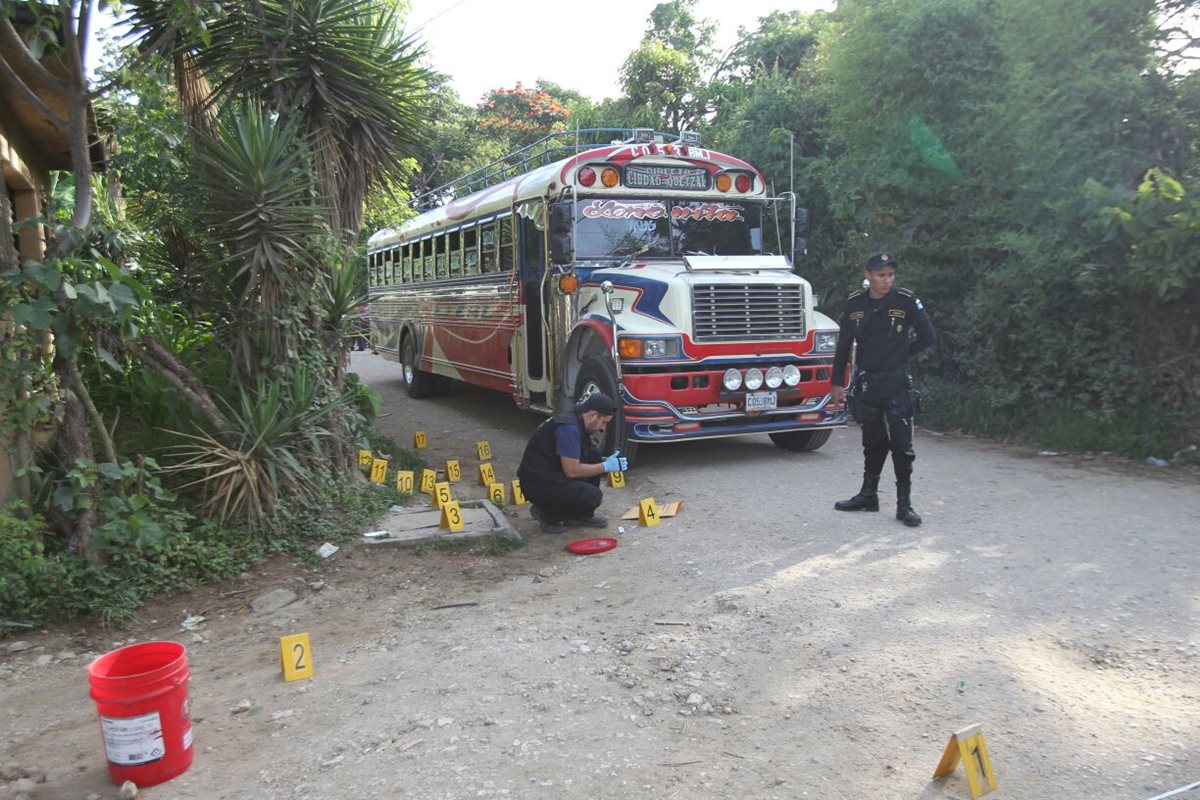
[165,370,342,530]
[193,0,431,235]
[197,107,326,379]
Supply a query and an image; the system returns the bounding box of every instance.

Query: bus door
[516,202,549,400]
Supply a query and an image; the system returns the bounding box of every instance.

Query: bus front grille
[691,284,806,341]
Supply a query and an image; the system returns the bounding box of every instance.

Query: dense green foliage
[0,477,405,627]
[1,0,432,625]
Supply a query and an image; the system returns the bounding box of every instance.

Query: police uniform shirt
[831,286,935,386]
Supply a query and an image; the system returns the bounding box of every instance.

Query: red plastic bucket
[87,641,193,787]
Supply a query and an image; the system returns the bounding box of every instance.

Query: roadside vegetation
[2,0,1197,627]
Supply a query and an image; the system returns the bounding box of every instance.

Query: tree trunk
[53,355,97,559]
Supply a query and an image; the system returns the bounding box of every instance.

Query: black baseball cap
[574,392,617,415]
[865,252,898,271]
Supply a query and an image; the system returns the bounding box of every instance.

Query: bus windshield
[572,198,763,260]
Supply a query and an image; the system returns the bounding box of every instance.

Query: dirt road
[3,351,1198,800]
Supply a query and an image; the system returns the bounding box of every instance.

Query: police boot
[895,480,922,527]
[834,473,880,512]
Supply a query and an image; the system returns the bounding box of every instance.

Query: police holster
[848,375,880,424]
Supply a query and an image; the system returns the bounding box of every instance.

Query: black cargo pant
[522,475,603,523]
[853,372,916,481]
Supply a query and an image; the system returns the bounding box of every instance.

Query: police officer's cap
[865,252,898,271]
[574,392,617,415]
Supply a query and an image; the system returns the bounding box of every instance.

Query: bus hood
[681,255,793,271]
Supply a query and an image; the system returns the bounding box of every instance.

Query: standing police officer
[830,253,936,526]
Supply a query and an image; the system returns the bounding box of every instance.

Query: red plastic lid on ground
[566,537,618,555]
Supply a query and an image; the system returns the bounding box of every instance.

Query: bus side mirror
[549,204,572,232]
[795,206,809,232]
[793,237,808,264]
[550,232,573,264]
[549,205,573,264]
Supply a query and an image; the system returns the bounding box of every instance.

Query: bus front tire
[575,358,639,466]
[769,428,832,452]
[401,336,434,399]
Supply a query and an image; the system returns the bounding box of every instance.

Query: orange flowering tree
[478,82,569,146]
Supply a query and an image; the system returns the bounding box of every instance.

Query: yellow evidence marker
[478,462,496,485]
[279,633,314,682]
[394,469,414,493]
[932,723,997,799]
[608,471,626,488]
[432,481,452,510]
[357,449,372,468]
[511,479,527,505]
[445,459,462,482]
[419,468,436,494]
[413,430,427,449]
[488,482,506,505]
[476,441,492,460]
[639,497,661,527]
[439,500,464,531]
[369,458,388,484]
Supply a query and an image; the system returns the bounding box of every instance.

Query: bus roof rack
[411,128,683,212]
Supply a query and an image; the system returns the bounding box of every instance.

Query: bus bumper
[619,372,848,443]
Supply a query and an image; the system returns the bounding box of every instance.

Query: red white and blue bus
[366,128,846,462]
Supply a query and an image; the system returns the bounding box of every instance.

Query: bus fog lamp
[765,367,784,389]
[783,365,802,386]
[744,368,764,391]
[723,369,743,391]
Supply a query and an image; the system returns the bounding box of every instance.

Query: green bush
[919,376,1192,459]
[0,501,262,628]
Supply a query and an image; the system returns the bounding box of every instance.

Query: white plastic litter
[180,614,206,630]
[315,542,339,558]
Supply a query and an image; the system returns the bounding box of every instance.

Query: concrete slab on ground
[360,499,521,547]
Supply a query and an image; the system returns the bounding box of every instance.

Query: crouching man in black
[517,393,628,534]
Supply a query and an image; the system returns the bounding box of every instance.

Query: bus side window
[463,226,479,274]
[520,214,544,267]
[449,229,462,277]
[480,223,497,273]
[369,252,378,287]
[435,235,448,279]
[500,215,514,271]
[422,238,434,280]
[385,246,396,284]
[401,245,410,283]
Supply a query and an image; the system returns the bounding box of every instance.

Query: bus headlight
[813,331,838,354]
[723,368,743,391]
[765,366,784,389]
[619,337,680,359]
[642,338,679,358]
[783,364,802,386]
[744,368,764,391]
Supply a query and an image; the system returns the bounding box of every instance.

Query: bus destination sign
[624,165,708,191]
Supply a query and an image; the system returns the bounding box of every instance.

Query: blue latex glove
[602,450,628,473]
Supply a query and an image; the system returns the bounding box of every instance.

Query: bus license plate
[745,391,777,412]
